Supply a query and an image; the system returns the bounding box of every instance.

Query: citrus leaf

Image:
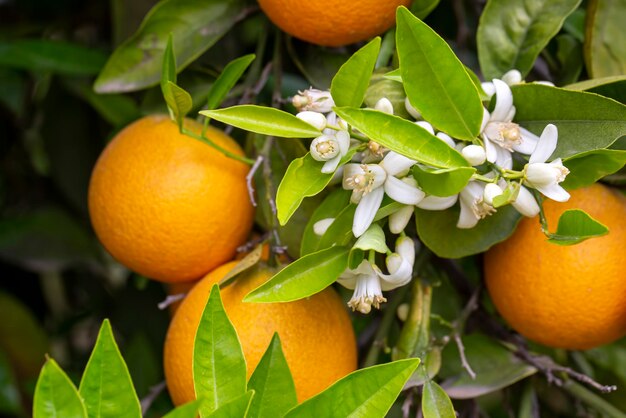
[284,359,420,418]
[352,223,389,254]
[566,75,626,104]
[0,39,106,75]
[276,154,333,225]
[163,81,193,126]
[415,205,522,258]
[300,189,352,256]
[244,246,350,303]
[512,84,626,159]
[477,0,581,80]
[547,209,609,245]
[330,37,381,108]
[206,391,254,418]
[396,7,483,140]
[206,54,255,111]
[315,204,357,251]
[200,106,321,138]
[334,107,469,169]
[162,400,202,418]
[220,245,263,286]
[422,381,455,418]
[34,358,87,418]
[193,285,246,417]
[161,34,177,86]
[561,149,626,189]
[412,166,475,197]
[94,0,245,93]
[79,320,141,418]
[247,334,297,418]
[584,0,626,78]
[411,0,441,19]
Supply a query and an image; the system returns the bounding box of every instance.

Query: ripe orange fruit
[484,184,626,350]
[257,0,411,47]
[88,115,254,283]
[164,262,357,404]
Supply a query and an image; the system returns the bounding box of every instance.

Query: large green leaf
[300,189,352,256]
[284,359,420,418]
[200,106,321,138]
[415,205,522,258]
[0,40,106,75]
[512,84,626,158]
[34,358,87,418]
[561,149,626,189]
[247,334,297,418]
[584,0,626,78]
[396,7,482,140]
[412,166,475,197]
[422,381,455,418]
[566,75,626,104]
[330,38,380,108]
[316,204,357,251]
[547,209,609,245]
[94,0,245,93]
[193,285,247,417]
[162,401,202,418]
[206,391,254,418]
[334,108,469,168]
[411,0,441,19]
[477,0,581,79]
[79,320,141,418]
[439,334,537,399]
[205,54,255,111]
[244,246,350,303]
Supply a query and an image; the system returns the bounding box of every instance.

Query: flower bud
[512,185,540,217]
[502,69,523,85]
[436,132,456,148]
[404,97,421,119]
[462,144,487,166]
[415,121,434,135]
[374,97,394,114]
[310,135,340,161]
[296,111,327,131]
[313,218,335,236]
[292,89,335,112]
[483,183,503,205]
[389,205,413,234]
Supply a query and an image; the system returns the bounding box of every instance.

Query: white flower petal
[380,152,417,176]
[336,274,357,290]
[395,235,416,265]
[484,137,498,163]
[512,127,540,154]
[536,183,570,202]
[483,183,503,205]
[353,186,385,237]
[512,185,540,217]
[297,111,327,130]
[495,146,513,170]
[416,194,458,210]
[377,259,413,290]
[321,154,342,173]
[491,79,514,121]
[529,124,558,164]
[480,107,490,132]
[389,205,414,234]
[405,97,422,119]
[436,132,456,148]
[313,218,334,236]
[504,104,516,122]
[481,82,496,98]
[415,121,435,135]
[335,130,351,155]
[375,97,394,114]
[384,176,426,205]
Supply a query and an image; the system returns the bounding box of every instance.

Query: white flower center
[485,121,522,150]
[345,165,379,195]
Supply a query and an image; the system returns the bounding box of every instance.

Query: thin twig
[237,232,270,253]
[246,155,264,207]
[454,333,477,380]
[157,293,186,310]
[140,381,166,415]
[451,285,480,379]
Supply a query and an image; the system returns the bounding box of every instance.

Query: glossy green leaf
[276,154,333,225]
[547,209,609,245]
[193,285,246,416]
[334,108,469,168]
[561,149,626,189]
[244,246,350,303]
[330,38,381,108]
[162,400,202,418]
[94,0,245,93]
[200,106,321,138]
[412,166,475,197]
[301,189,351,256]
[422,381,455,418]
[512,84,626,158]
[0,350,20,415]
[411,0,441,19]
[247,334,297,418]
[440,334,537,399]
[316,204,357,251]
[161,34,177,86]
[34,358,87,418]
[163,81,193,125]
[0,40,106,75]
[79,320,141,418]
[206,54,255,111]
[352,223,389,254]
[382,68,402,82]
[207,391,254,418]
[396,7,482,140]
[555,34,583,86]
[415,205,522,258]
[584,0,626,78]
[477,0,581,79]
[220,245,262,286]
[566,75,626,104]
[364,73,410,118]
[284,359,420,418]
[563,8,586,42]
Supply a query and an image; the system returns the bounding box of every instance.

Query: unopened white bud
[397,303,410,321]
[296,111,327,131]
[512,185,540,217]
[374,98,394,115]
[462,145,487,166]
[415,121,435,135]
[404,97,421,119]
[310,135,340,161]
[436,132,456,148]
[389,205,413,234]
[502,69,523,86]
[313,218,335,236]
[483,183,503,206]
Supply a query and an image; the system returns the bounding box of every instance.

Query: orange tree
[1,0,626,417]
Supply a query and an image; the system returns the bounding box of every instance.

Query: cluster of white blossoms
[291,70,570,313]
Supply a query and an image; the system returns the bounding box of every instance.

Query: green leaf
[94,0,245,93]
[411,0,441,19]
[512,84,626,158]
[0,39,106,75]
[382,68,402,82]
[422,381,455,418]
[555,34,583,86]
[193,285,246,416]
[584,0,626,78]
[316,204,357,251]
[477,0,581,79]
[247,334,297,418]
[301,189,352,256]
[161,34,177,86]
[207,391,254,418]
[163,81,193,125]
[276,154,333,225]
[412,166,475,197]
[561,149,626,189]
[566,75,626,104]
[206,54,255,111]
[364,73,410,118]
[244,246,350,303]
[79,320,141,418]
[330,38,381,108]
[200,106,321,138]
[396,7,483,140]
[162,400,202,418]
[439,334,537,399]
[284,359,420,418]
[352,223,389,254]
[415,205,522,258]
[334,108,469,169]
[34,358,87,418]
[547,209,609,245]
